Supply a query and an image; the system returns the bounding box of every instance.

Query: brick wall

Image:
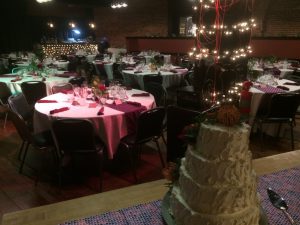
[253,0,300,37]
[93,0,168,48]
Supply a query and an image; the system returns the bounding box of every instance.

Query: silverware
[267,187,296,224]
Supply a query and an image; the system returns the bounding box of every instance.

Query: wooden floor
[1,117,300,220]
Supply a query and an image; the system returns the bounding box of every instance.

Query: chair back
[183,71,194,86]
[266,93,300,119]
[0,82,12,105]
[135,107,165,143]
[21,81,47,105]
[69,76,86,87]
[8,110,32,143]
[52,119,98,154]
[144,82,166,107]
[52,83,73,94]
[166,105,201,162]
[8,93,32,120]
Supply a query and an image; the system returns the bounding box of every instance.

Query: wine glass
[119,86,127,101]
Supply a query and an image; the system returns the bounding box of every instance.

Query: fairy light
[42,44,98,58]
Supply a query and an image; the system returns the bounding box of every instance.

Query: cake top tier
[194,122,251,160]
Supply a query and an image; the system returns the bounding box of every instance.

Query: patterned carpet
[60,167,300,225]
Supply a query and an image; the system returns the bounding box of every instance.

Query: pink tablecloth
[33,90,155,159]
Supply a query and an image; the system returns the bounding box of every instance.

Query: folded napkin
[49,107,69,115]
[37,100,58,103]
[126,101,142,107]
[97,107,104,115]
[134,71,143,74]
[283,82,300,86]
[88,102,98,108]
[131,93,150,97]
[11,77,22,82]
[276,85,290,91]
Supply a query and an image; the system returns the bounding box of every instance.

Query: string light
[111,1,128,9]
[42,44,98,58]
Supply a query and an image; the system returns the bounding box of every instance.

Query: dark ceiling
[55,0,111,7]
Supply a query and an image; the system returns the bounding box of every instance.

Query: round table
[122,68,188,90]
[0,74,71,95]
[93,61,114,80]
[34,89,156,159]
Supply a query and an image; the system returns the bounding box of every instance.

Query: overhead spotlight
[69,22,76,28]
[111,1,128,9]
[36,0,52,3]
[89,23,96,29]
[47,22,54,28]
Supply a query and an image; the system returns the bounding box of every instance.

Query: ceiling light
[36,0,52,3]
[111,1,128,9]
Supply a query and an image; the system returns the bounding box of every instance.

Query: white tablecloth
[122,68,188,90]
[53,61,69,70]
[249,79,300,136]
[93,61,114,80]
[0,74,71,95]
[251,67,294,78]
[33,90,155,159]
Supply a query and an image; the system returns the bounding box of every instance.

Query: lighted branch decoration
[189,0,256,62]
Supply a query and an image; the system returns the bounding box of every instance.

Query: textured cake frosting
[170,123,260,225]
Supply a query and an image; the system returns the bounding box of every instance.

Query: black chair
[166,105,201,162]
[8,93,33,129]
[143,75,163,84]
[51,119,105,192]
[69,76,86,87]
[112,63,125,83]
[21,81,47,107]
[144,82,167,107]
[0,82,12,128]
[254,93,300,150]
[119,107,166,182]
[51,83,73,94]
[8,110,56,174]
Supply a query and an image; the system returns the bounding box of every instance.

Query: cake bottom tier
[178,167,258,214]
[171,187,260,225]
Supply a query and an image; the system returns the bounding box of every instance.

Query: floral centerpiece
[17,56,49,79]
[91,76,108,102]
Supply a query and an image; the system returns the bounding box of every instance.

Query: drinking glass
[119,86,128,101]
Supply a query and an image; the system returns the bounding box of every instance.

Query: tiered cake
[170,122,260,225]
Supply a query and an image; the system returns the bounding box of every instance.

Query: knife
[267,187,296,224]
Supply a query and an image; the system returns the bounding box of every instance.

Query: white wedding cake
[170,122,260,225]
